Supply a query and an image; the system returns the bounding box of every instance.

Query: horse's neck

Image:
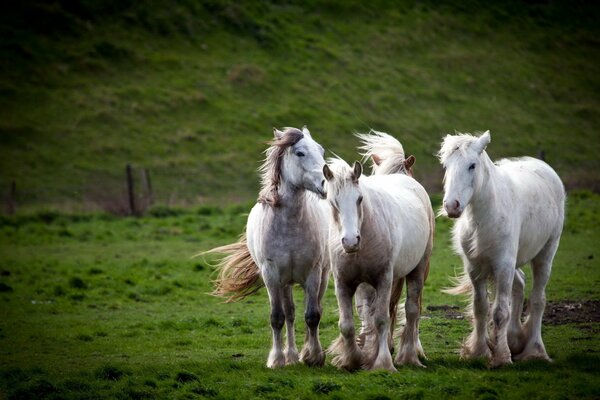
[276,182,307,216]
[468,154,506,220]
[360,188,384,237]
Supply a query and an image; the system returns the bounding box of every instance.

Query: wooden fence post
[538,149,546,161]
[126,164,136,216]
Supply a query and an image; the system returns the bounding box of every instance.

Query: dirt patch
[426,305,464,320]
[543,300,600,325]
[426,301,600,326]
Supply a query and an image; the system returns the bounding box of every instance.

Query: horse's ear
[473,130,491,154]
[351,161,362,183]
[404,155,416,170]
[323,164,334,181]
[302,125,311,137]
[371,154,382,166]
[273,127,284,139]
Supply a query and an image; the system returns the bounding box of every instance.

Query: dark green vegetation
[0,192,599,399]
[1,1,599,209]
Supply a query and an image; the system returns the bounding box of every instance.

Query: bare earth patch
[426,300,600,326]
[426,305,464,320]
[543,300,600,325]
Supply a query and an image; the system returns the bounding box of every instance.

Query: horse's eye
[357,196,363,204]
[296,151,305,157]
[469,163,476,170]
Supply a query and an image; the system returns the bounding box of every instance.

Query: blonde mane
[356,130,408,175]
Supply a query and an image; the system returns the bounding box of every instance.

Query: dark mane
[257,128,304,207]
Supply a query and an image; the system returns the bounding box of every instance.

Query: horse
[438,131,565,367]
[323,156,434,371]
[352,131,419,353]
[208,126,330,368]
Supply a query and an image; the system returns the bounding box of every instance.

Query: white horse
[353,131,418,352]
[438,131,565,367]
[208,126,329,368]
[324,156,434,371]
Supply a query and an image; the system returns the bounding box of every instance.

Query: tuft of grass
[68,277,87,289]
[175,371,198,384]
[95,365,128,381]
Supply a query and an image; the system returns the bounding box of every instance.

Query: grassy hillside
[1,1,599,210]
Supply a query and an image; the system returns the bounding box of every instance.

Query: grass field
[1,1,599,209]
[0,191,598,399]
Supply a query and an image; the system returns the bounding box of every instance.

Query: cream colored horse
[324,156,434,371]
[439,131,565,367]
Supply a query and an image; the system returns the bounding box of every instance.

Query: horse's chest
[258,220,323,280]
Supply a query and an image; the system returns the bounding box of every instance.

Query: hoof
[267,351,285,368]
[461,344,492,361]
[285,349,299,365]
[489,356,513,368]
[300,346,325,367]
[395,353,426,368]
[513,350,552,363]
[368,361,397,372]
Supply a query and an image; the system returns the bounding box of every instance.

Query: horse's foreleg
[265,281,286,368]
[299,268,325,367]
[514,237,559,362]
[462,269,492,360]
[282,285,299,365]
[508,269,526,355]
[369,272,396,372]
[489,266,515,367]
[355,283,376,349]
[395,263,426,367]
[329,281,362,370]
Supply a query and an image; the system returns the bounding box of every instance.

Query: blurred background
[1,0,598,215]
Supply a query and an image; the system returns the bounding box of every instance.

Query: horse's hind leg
[265,280,286,368]
[299,268,325,367]
[508,269,526,356]
[514,237,559,362]
[395,262,426,367]
[282,285,299,365]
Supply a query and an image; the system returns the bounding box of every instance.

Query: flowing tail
[355,130,413,175]
[203,234,263,302]
[443,270,473,296]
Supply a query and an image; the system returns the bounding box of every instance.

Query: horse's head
[274,126,326,199]
[438,131,491,218]
[323,159,364,253]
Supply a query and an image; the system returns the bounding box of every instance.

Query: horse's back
[364,174,433,273]
[497,157,565,214]
[497,157,565,264]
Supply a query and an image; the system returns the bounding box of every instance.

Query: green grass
[0,1,599,209]
[0,191,598,399]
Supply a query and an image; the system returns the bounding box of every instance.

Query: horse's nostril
[321,179,325,187]
[356,236,361,245]
[455,200,460,209]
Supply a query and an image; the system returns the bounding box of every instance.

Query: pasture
[0,192,599,399]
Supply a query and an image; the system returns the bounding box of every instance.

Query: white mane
[437,132,482,166]
[325,157,355,193]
